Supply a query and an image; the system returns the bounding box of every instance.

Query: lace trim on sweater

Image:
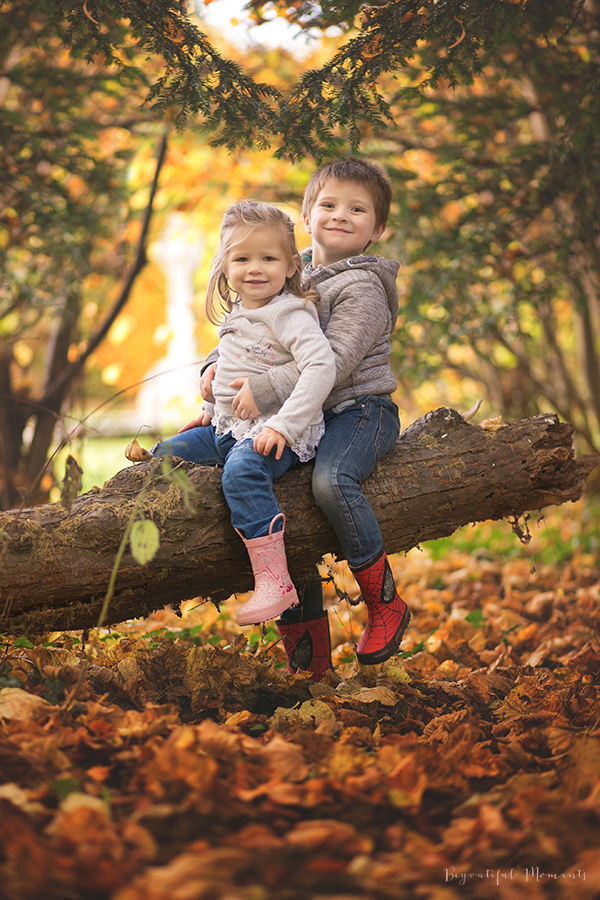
[213,414,324,463]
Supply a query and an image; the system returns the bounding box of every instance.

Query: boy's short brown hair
[302,157,392,229]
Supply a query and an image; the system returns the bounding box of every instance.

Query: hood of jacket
[304,253,399,322]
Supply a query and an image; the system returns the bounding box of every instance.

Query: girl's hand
[253,427,287,460]
[231,378,260,420]
[178,412,211,433]
[200,363,217,403]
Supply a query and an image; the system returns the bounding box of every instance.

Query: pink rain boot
[276,611,332,681]
[236,514,299,626]
[351,550,411,665]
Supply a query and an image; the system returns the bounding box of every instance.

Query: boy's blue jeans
[312,394,400,569]
[150,427,300,540]
[282,393,400,623]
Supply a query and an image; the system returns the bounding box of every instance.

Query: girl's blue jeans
[150,427,299,540]
[312,394,400,569]
[151,392,399,567]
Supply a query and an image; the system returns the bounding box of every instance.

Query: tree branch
[40,130,169,406]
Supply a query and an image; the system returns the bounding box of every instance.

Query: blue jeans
[312,394,400,568]
[151,426,300,540]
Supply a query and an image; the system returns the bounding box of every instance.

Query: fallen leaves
[0,537,599,899]
[125,439,153,463]
[0,687,54,721]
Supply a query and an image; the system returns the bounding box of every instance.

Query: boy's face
[303,177,385,267]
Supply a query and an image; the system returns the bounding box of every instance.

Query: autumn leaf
[0,687,54,721]
[130,519,160,566]
[60,454,83,510]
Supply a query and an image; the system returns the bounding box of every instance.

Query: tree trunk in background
[24,291,80,491]
[0,340,29,510]
[0,135,167,512]
[0,409,597,637]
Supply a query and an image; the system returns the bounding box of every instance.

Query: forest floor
[1,500,599,900]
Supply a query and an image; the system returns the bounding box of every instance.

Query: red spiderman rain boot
[236,514,299,626]
[276,610,333,681]
[350,550,411,665]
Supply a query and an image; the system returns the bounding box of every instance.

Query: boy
[200,158,411,678]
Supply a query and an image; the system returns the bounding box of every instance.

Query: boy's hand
[231,378,260,420]
[253,427,287,460]
[200,362,217,403]
[178,412,211,433]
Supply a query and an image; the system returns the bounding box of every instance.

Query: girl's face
[225,226,298,309]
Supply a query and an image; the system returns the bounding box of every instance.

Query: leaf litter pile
[1,507,599,900]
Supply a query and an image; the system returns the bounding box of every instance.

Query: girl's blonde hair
[206,200,316,325]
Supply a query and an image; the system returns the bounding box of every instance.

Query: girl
[151,200,336,628]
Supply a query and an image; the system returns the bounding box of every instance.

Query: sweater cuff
[248,373,281,414]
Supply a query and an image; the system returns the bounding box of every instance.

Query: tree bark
[0,409,597,637]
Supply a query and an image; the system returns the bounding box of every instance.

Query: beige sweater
[204,292,336,462]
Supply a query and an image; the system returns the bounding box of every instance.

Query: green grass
[423,495,599,566]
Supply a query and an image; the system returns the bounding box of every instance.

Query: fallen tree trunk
[0,409,597,637]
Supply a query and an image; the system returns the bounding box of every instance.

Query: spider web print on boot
[351,551,411,665]
[276,611,332,681]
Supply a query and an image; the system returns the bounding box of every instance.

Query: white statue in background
[136,214,205,432]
